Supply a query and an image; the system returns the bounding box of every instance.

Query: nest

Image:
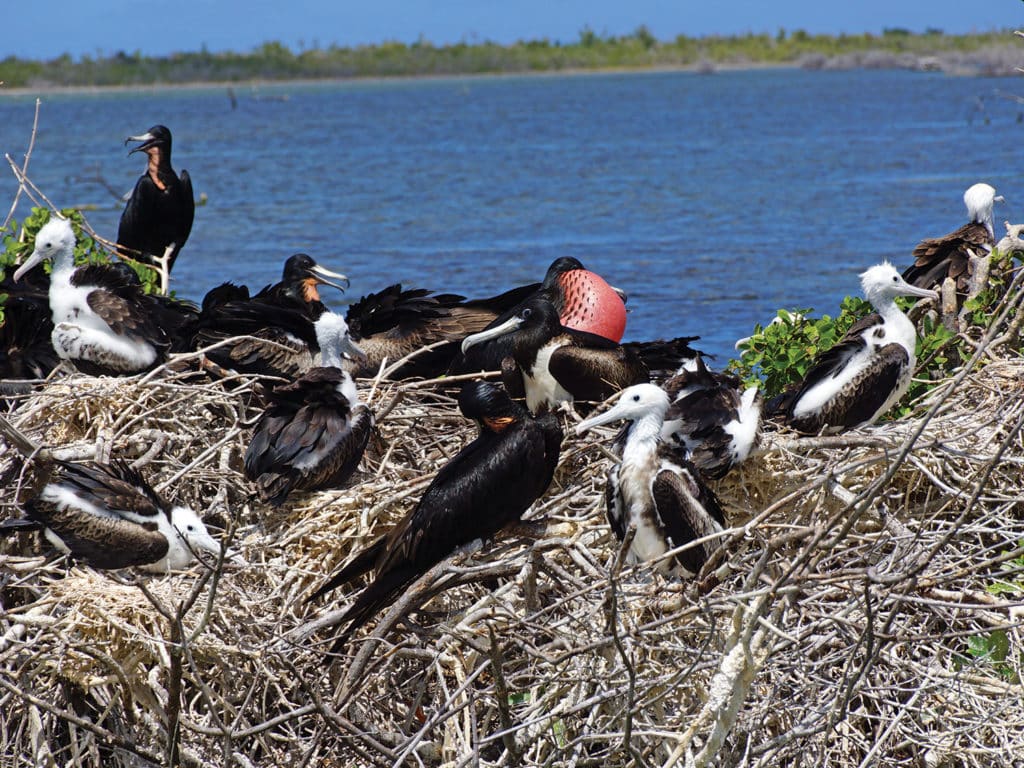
[2,271,1024,768]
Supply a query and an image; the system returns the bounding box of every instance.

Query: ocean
[0,67,1018,361]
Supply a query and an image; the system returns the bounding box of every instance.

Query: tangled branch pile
[1,268,1024,767]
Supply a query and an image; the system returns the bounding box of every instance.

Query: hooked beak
[460,315,525,355]
[898,283,940,302]
[125,131,158,155]
[11,248,46,283]
[342,336,369,367]
[308,263,349,292]
[610,285,628,304]
[995,195,1006,204]
[575,401,628,435]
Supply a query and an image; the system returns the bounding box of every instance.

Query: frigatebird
[117,125,194,293]
[459,296,697,413]
[576,383,725,577]
[244,313,373,506]
[0,459,224,572]
[308,380,562,651]
[772,263,938,434]
[903,182,1003,299]
[12,217,182,376]
[660,356,762,479]
[187,254,347,378]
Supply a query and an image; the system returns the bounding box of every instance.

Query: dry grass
[1,258,1024,768]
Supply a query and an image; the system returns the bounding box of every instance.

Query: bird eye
[521,308,532,319]
[632,394,640,402]
[187,524,195,531]
[892,276,898,282]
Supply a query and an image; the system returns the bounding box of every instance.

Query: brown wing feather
[84,290,167,347]
[27,500,169,569]
[651,462,724,575]
[548,343,647,403]
[904,221,992,293]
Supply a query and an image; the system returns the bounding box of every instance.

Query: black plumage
[343,282,532,379]
[309,381,562,651]
[244,368,373,506]
[117,125,194,285]
[460,297,697,413]
[660,357,762,479]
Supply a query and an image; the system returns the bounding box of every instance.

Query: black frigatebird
[308,380,562,651]
[117,125,194,293]
[460,296,698,413]
[660,356,762,479]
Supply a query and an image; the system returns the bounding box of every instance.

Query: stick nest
[2,276,1024,768]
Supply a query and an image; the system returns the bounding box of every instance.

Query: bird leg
[154,244,175,295]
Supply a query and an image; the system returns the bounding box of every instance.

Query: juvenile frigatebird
[459,296,697,413]
[903,182,1003,300]
[660,356,762,479]
[0,459,225,572]
[772,263,938,434]
[244,313,372,506]
[576,383,725,577]
[12,217,185,376]
[117,125,194,293]
[308,380,562,651]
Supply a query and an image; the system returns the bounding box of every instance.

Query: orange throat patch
[484,416,516,433]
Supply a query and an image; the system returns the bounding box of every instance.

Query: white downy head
[859,262,939,310]
[576,383,670,434]
[963,182,1003,240]
[13,217,76,282]
[149,505,226,572]
[315,312,367,370]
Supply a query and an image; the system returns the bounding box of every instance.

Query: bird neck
[621,412,664,461]
[147,150,169,190]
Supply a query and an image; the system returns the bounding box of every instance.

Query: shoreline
[0,47,1015,98]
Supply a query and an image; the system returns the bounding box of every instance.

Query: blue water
[0,69,1019,361]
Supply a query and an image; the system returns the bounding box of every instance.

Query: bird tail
[0,517,42,535]
[307,538,387,604]
[327,567,415,654]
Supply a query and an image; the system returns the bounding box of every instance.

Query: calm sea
[0,68,1019,361]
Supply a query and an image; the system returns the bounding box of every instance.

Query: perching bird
[902,182,1003,299]
[576,383,725,577]
[660,356,762,479]
[186,254,346,378]
[771,263,938,435]
[12,217,179,376]
[308,380,562,651]
[494,257,628,342]
[460,296,697,413]
[0,459,224,572]
[117,125,194,293]
[244,313,373,506]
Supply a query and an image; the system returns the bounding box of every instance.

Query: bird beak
[995,195,1006,204]
[342,337,369,366]
[460,315,525,354]
[899,283,940,301]
[125,131,158,155]
[611,285,628,304]
[11,248,46,283]
[308,264,350,292]
[575,401,628,435]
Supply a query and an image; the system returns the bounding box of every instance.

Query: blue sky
[6,0,1020,60]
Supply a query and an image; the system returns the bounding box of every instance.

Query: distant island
[1,28,1019,90]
